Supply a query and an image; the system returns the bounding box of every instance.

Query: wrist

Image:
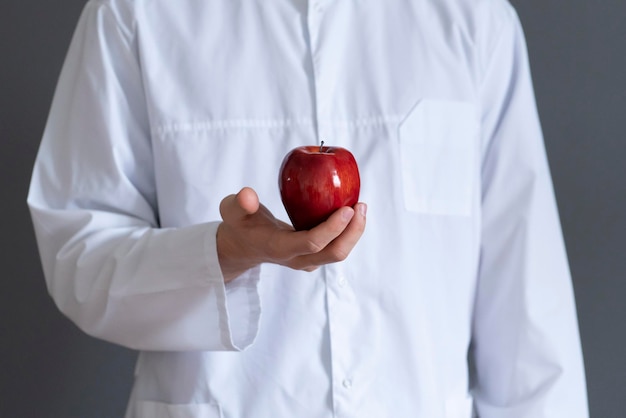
[216,222,260,283]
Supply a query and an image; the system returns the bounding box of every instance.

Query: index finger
[272,206,356,259]
[287,202,367,269]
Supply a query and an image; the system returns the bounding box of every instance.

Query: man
[28,0,588,416]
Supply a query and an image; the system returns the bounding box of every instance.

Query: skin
[217,187,367,283]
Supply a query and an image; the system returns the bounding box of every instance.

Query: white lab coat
[28,0,588,416]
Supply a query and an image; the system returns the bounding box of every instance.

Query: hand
[216,187,367,282]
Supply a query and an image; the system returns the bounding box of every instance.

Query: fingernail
[358,203,367,217]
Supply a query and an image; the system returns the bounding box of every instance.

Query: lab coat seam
[478,4,516,90]
[318,115,405,129]
[88,0,135,41]
[152,119,313,136]
[151,115,407,137]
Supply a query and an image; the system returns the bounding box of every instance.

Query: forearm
[29,203,260,351]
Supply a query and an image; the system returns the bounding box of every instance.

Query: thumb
[220,187,260,223]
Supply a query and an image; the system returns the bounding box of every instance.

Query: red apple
[279,143,360,231]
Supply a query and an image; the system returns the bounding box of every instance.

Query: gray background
[1,0,624,416]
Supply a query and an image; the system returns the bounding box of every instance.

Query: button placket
[324,262,362,415]
[307,4,361,413]
[306,0,324,143]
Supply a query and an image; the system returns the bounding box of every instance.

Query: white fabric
[28,0,588,417]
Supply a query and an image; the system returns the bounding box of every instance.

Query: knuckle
[328,247,349,262]
[305,238,324,254]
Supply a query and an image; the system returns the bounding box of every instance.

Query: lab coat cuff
[204,222,261,351]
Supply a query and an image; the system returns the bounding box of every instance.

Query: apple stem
[320,141,325,152]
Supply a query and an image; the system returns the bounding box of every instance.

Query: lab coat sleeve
[27,1,261,352]
[471,6,589,417]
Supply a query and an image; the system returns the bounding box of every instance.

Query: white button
[342,379,352,389]
[338,277,347,287]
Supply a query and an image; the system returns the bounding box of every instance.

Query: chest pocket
[398,99,479,216]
